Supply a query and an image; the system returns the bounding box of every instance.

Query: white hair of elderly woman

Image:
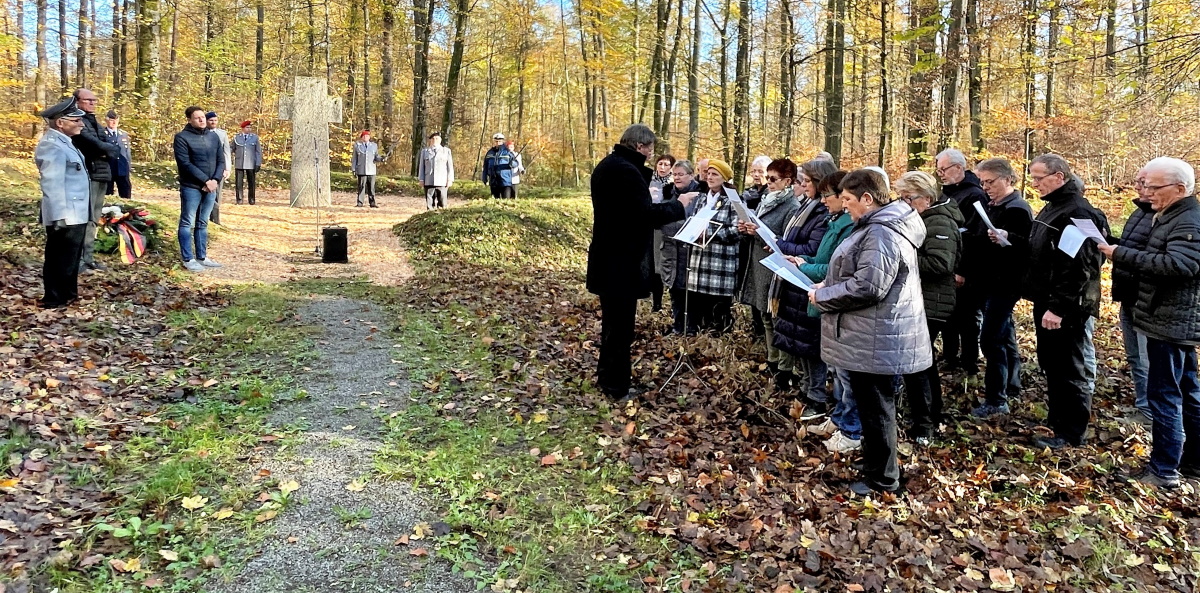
[1144,156,1196,196]
[750,155,772,169]
[863,166,891,192]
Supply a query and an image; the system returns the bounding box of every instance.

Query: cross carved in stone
[278,77,343,208]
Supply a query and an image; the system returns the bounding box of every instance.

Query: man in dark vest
[586,124,694,401]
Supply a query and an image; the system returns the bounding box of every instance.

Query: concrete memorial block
[279,77,343,208]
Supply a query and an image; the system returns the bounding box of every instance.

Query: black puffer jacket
[944,170,988,274]
[1111,198,1156,304]
[586,145,687,298]
[962,190,1034,292]
[917,197,964,322]
[72,112,118,182]
[1022,179,1109,325]
[173,124,226,189]
[1115,195,1200,346]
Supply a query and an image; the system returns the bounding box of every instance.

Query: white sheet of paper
[1058,224,1088,258]
[730,199,781,253]
[761,252,815,291]
[973,201,1012,247]
[1070,217,1109,245]
[672,207,720,246]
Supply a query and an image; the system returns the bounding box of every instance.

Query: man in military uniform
[104,110,133,199]
[232,120,263,205]
[35,97,92,308]
[351,130,384,208]
[71,88,118,271]
[206,111,232,223]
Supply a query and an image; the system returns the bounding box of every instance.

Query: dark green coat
[917,197,964,323]
[799,211,855,318]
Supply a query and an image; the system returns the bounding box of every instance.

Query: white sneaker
[824,430,862,453]
[182,259,206,272]
[808,418,837,438]
[199,258,223,268]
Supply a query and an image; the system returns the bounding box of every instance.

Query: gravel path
[204,297,474,593]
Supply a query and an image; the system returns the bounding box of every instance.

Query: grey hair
[894,171,940,201]
[1144,156,1196,195]
[976,157,1018,184]
[814,151,834,162]
[618,124,656,152]
[863,166,891,193]
[1031,153,1072,177]
[750,155,772,169]
[935,148,967,168]
[672,159,695,175]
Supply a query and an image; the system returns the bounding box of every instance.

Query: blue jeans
[980,293,1022,405]
[1084,316,1097,395]
[178,185,216,262]
[1145,336,1200,480]
[1119,304,1150,413]
[830,367,861,439]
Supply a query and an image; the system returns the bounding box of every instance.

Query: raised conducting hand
[677,192,698,209]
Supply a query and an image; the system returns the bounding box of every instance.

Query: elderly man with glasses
[1098,157,1200,489]
[935,148,989,376]
[1022,154,1109,450]
[71,88,119,272]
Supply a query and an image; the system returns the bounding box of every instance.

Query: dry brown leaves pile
[405,263,1200,593]
[0,255,228,584]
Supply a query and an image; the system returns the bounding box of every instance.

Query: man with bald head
[71,88,119,271]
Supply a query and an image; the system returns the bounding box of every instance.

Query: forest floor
[2,162,1200,593]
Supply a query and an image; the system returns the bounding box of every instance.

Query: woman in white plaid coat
[686,159,743,333]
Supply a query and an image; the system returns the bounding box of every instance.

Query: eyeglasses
[1144,183,1183,193]
[936,164,961,175]
[979,177,1000,186]
[820,193,836,200]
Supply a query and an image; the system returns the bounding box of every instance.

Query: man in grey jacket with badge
[417,131,453,209]
[35,97,92,309]
[351,130,384,208]
[232,120,263,205]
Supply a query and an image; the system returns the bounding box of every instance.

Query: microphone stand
[313,138,323,256]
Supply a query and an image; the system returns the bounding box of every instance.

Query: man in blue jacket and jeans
[173,106,225,272]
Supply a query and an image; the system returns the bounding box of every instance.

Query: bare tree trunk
[111,0,120,91]
[168,0,179,83]
[1104,0,1116,77]
[1022,0,1035,163]
[409,0,435,174]
[686,0,700,161]
[717,0,730,161]
[87,0,96,74]
[877,0,890,166]
[306,0,316,74]
[135,0,160,134]
[58,0,68,94]
[437,0,467,140]
[938,0,963,152]
[204,4,215,95]
[362,0,370,129]
[558,0,579,184]
[119,0,129,81]
[256,0,264,101]
[1043,1,1059,152]
[660,0,684,148]
[323,1,333,85]
[347,0,359,126]
[632,0,639,123]
[730,0,750,187]
[966,0,982,151]
[382,0,396,137]
[16,0,26,80]
[76,0,87,87]
[576,0,596,162]
[36,0,49,108]
[823,0,845,163]
[905,0,936,169]
[779,0,795,155]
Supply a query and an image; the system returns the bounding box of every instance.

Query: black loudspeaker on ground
[322,227,349,263]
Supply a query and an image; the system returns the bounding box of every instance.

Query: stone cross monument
[278,77,343,208]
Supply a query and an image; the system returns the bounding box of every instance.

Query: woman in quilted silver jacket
[809,168,933,496]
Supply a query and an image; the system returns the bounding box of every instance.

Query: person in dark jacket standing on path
[173,106,226,273]
[587,124,694,401]
[936,148,988,374]
[1111,168,1156,421]
[810,169,932,496]
[71,88,119,272]
[1022,154,1109,449]
[968,158,1034,418]
[1098,157,1200,489]
[482,133,517,199]
[896,171,963,445]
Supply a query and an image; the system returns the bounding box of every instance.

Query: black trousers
[597,294,638,396]
[490,184,515,199]
[944,283,983,368]
[688,292,733,334]
[1034,305,1093,445]
[848,371,904,491]
[669,287,693,334]
[105,175,131,199]
[648,274,664,311]
[43,223,87,307]
[236,169,257,204]
[357,175,377,206]
[907,320,946,438]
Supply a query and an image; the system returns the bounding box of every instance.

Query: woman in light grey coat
[417,131,454,209]
[810,168,932,496]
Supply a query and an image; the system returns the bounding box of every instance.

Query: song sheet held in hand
[972,201,1012,247]
[1070,218,1109,245]
[672,200,720,246]
[1058,218,1108,258]
[730,199,781,254]
[760,252,816,291]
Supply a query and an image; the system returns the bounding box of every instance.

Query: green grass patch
[393,197,592,273]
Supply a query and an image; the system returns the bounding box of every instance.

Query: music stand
[658,220,723,392]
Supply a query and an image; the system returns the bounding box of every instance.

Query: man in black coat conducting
[587,124,695,401]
